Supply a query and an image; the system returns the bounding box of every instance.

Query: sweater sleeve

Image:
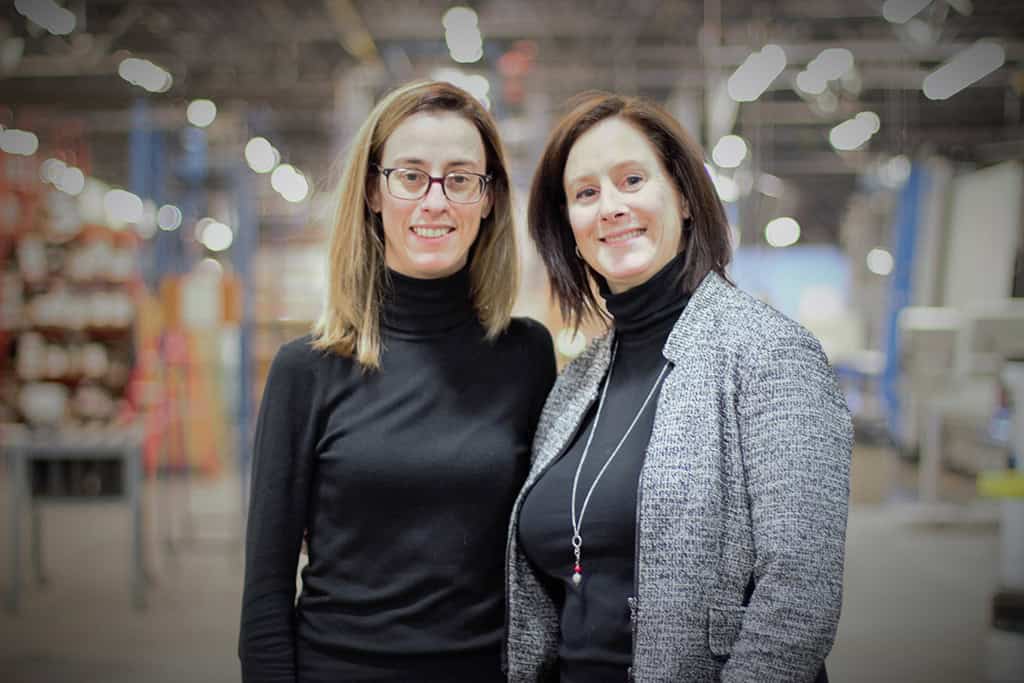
[724,330,853,682]
[523,319,557,435]
[239,340,321,683]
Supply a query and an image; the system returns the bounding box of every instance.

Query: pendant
[572,563,582,585]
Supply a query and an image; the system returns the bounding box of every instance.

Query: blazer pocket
[707,605,746,657]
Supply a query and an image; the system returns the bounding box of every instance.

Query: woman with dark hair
[238,80,556,682]
[505,91,852,682]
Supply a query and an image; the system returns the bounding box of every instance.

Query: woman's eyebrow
[566,160,645,186]
[389,157,482,169]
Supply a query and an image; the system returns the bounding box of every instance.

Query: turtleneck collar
[381,265,476,338]
[600,251,690,349]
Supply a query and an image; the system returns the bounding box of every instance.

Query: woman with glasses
[504,92,852,682]
[239,80,556,682]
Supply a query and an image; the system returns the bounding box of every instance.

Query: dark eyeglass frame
[372,165,492,204]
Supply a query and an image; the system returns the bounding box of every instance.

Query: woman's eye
[575,188,597,201]
[401,172,423,183]
[623,174,645,189]
[447,174,470,186]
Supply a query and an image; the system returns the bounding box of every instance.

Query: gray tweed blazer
[504,271,853,682]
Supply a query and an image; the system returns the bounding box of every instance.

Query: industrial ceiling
[3,0,1023,244]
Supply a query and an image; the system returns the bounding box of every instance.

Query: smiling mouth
[600,228,646,244]
[411,226,455,239]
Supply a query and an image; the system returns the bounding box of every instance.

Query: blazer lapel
[525,332,614,486]
[661,270,728,365]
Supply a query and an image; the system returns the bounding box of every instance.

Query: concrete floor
[0,446,1019,683]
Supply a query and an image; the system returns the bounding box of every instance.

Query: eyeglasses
[373,166,491,204]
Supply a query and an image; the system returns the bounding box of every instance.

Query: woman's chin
[398,253,466,279]
[596,255,658,290]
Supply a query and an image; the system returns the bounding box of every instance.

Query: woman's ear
[482,185,493,220]
[680,196,691,221]
[367,176,381,213]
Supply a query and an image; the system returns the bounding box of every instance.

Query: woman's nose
[599,189,627,221]
[420,180,449,211]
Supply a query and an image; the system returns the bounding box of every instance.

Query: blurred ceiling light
[856,111,881,134]
[444,6,483,64]
[712,135,748,168]
[555,328,587,359]
[135,200,158,239]
[14,0,76,36]
[880,155,912,188]
[186,99,217,128]
[923,40,1005,100]
[449,43,483,64]
[727,44,786,102]
[245,137,279,174]
[40,158,66,184]
[447,30,483,63]
[157,204,183,231]
[829,112,880,151]
[795,70,828,95]
[757,173,785,197]
[78,178,108,225]
[197,257,224,278]
[465,74,491,98]
[118,57,173,93]
[56,166,85,196]
[200,220,234,252]
[104,189,144,225]
[867,248,895,275]
[271,164,310,203]
[430,68,490,107]
[882,0,933,24]
[194,217,215,241]
[797,49,855,98]
[713,174,740,203]
[765,217,800,247]
[807,48,855,81]
[0,128,39,156]
[442,6,478,31]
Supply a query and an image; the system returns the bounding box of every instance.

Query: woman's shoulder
[271,333,353,376]
[503,316,555,354]
[697,275,819,349]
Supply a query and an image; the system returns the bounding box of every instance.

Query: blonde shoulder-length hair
[312,80,518,369]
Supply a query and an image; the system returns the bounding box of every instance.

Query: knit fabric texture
[505,271,854,682]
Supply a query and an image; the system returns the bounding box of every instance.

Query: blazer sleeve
[724,330,853,682]
[239,342,320,683]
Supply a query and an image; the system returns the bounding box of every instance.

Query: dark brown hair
[528,91,732,330]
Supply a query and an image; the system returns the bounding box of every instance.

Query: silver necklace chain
[569,340,670,585]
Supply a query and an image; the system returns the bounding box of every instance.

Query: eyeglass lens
[387,169,484,203]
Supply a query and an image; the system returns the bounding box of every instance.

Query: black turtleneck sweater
[240,266,556,683]
[517,254,690,683]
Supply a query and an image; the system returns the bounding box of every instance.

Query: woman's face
[369,110,492,279]
[562,117,689,293]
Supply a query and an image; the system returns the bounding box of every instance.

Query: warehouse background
[1,1,1024,681]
